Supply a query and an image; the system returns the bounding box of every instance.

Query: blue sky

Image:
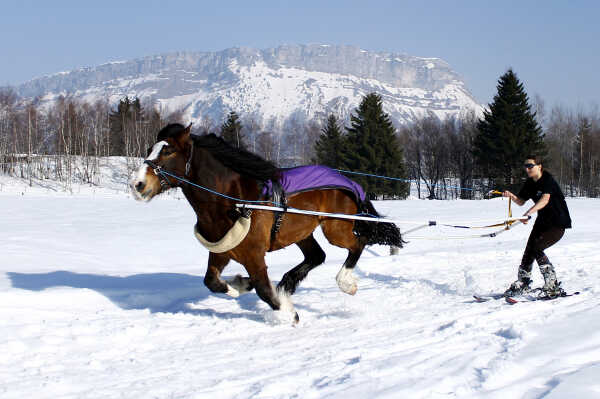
[1,0,598,107]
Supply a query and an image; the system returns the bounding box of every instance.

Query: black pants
[520,223,565,272]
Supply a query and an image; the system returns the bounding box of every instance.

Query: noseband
[144,144,194,190]
[144,160,172,190]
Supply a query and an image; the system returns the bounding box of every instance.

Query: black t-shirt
[518,171,572,229]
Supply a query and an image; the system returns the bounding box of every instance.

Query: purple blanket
[262,165,366,202]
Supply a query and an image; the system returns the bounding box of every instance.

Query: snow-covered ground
[1,174,599,398]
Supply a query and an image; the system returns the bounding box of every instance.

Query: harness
[265,180,287,244]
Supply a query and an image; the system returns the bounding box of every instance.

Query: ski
[505,291,580,304]
[473,293,507,302]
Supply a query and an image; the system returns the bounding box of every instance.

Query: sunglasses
[524,163,537,169]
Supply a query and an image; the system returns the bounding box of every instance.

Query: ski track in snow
[1,181,599,398]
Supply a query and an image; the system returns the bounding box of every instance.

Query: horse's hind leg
[321,219,366,295]
[277,234,326,295]
[204,252,253,298]
[335,249,364,295]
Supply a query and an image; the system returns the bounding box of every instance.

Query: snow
[99,60,127,66]
[193,60,482,128]
[1,172,599,398]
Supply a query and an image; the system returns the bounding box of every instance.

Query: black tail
[353,199,405,248]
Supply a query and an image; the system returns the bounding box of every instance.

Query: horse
[131,123,403,322]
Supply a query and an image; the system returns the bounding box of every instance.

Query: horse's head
[131,123,193,202]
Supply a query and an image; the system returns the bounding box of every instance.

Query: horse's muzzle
[130,175,155,202]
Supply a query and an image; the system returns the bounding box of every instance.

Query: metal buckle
[144,160,171,190]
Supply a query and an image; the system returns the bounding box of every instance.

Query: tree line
[1,67,599,198]
[0,93,168,191]
[0,90,323,191]
[312,69,600,199]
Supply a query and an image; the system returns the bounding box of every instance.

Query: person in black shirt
[502,155,572,298]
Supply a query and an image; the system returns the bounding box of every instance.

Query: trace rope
[143,162,527,240]
[335,169,477,193]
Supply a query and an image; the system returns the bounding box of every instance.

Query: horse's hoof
[344,284,358,295]
[225,285,240,298]
[337,281,358,295]
[264,309,299,326]
[336,268,358,295]
[227,274,253,295]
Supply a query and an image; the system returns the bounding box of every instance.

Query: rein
[143,160,283,206]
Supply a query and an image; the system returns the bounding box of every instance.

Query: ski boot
[539,263,566,299]
[504,267,532,297]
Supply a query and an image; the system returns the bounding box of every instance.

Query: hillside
[16,44,482,128]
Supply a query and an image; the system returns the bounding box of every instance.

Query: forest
[1,70,599,198]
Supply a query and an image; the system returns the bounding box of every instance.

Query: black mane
[157,124,279,182]
[193,134,280,181]
[157,123,187,141]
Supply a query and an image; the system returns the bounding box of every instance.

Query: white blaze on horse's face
[131,140,169,202]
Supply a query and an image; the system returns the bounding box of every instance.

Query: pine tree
[573,116,591,195]
[314,114,344,168]
[474,69,545,189]
[220,111,245,149]
[342,93,409,199]
[109,96,145,156]
[108,97,128,155]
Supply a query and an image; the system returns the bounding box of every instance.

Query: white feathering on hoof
[264,285,299,325]
[226,275,252,296]
[276,286,295,314]
[225,285,240,298]
[336,266,358,295]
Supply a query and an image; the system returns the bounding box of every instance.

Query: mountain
[16,44,482,128]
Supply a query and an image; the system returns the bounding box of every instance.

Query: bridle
[142,143,253,221]
[144,143,194,191]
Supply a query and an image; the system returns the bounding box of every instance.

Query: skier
[502,155,572,298]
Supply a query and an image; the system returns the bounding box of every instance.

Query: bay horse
[131,123,403,322]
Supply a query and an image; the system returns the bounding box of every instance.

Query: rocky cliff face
[16,44,482,128]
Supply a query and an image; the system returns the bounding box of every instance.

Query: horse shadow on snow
[7,271,263,321]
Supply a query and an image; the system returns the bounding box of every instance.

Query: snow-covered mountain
[16,44,482,128]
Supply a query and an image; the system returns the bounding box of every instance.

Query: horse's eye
[163,147,175,155]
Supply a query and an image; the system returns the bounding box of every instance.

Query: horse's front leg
[204,252,253,297]
[246,258,299,324]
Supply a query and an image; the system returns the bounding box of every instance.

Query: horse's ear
[176,122,192,148]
